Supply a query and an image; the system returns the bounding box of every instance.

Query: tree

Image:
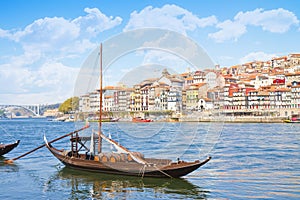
[0,109,6,118]
[58,97,79,114]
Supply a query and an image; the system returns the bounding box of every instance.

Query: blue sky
[0,0,299,104]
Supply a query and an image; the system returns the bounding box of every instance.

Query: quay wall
[181,116,285,123]
[76,111,287,123]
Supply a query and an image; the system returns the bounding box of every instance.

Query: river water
[0,119,299,199]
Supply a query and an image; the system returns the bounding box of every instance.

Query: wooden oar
[4,124,90,164]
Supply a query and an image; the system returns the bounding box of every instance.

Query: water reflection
[48,167,209,199]
[0,156,19,173]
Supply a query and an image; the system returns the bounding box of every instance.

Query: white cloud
[239,51,277,64]
[0,28,10,37]
[209,20,246,42]
[235,8,299,33]
[13,17,80,45]
[124,4,217,35]
[210,8,299,42]
[0,8,122,104]
[74,7,123,37]
[10,49,42,68]
[2,8,122,55]
[34,62,79,87]
[0,61,79,104]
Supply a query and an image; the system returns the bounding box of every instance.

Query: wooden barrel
[94,155,99,161]
[119,153,127,162]
[109,153,121,162]
[127,153,133,161]
[98,153,109,162]
[101,156,108,162]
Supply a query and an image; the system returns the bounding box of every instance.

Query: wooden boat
[0,140,20,156]
[283,114,300,123]
[44,44,211,178]
[132,117,153,122]
[283,119,300,123]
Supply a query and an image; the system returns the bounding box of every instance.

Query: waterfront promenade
[70,109,290,123]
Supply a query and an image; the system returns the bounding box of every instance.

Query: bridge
[0,104,42,116]
[0,104,61,117]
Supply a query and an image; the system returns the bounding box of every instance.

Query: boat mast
[98,43,103,153]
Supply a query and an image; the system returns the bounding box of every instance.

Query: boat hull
[284,114,300,123]
[283,119,300,123]
[89,117,120,122]
[0,140,20,156]
[45,143,210,178]
[132,117,153,122]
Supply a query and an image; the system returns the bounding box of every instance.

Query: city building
[77,54,300,118]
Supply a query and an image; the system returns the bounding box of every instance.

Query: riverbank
[70,111,287,123]
[181,116,285,123]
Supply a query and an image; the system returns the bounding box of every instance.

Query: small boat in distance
[88,117,120,122]
[0,140,20,156]
[44,44,211,178]
[132,117,153,122]
[283,114,300,123]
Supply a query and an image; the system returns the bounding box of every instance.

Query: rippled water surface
[0,119,299,199]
